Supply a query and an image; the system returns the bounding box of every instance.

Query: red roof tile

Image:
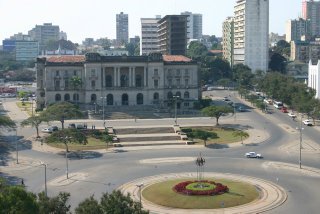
[163,55,192,62]
[46,55,85,63]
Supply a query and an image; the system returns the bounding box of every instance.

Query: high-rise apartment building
[158,15,188,55]
[28,23,60,47]
[286,18,311,42]
[116,12,129,44]
[140,16,161,55]
[233,0,269,72]
[302,0,320,37]
[181,12,203,40]
[222,17,234,66]
[15,40,39,61]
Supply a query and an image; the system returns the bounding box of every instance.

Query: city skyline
[1,0,302,43]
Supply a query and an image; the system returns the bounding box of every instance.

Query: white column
[101,67,104,89]
[129,67,132,87]
[113,67,117,87]
[117,67,121,87]
[133,67,136,87]
[144,67,147,87]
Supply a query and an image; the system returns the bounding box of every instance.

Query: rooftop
[162,55,192,62]
[46,55,85,63]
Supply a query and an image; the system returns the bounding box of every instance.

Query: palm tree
[21,115,48,138]
[233,130,249,145]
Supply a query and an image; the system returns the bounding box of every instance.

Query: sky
[0,0,303,43]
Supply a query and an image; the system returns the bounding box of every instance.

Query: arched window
[167,92,173,100]
[73,93,79,101]
[120,74,129,87]
[136,74,142,87]
[107,94,113,105]
[55,94,61,101]
[64,94,70,101]
[91,94,97,102]
[106,75,113,87]
[122,94,129,105]
[153,92,159,100]
[184,91,190,99]
[137,93,143,105]
[176,91,181,98]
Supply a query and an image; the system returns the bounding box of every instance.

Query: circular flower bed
[173,180,229,196]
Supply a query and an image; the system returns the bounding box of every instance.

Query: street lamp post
[15,128,19,164]
[296,114,304,169]
[173,96,180,125]
[136,183,144,213]
[40,162,47,197]
[30,97,34,117]
[100,96,106,127]
[60,137,71,179]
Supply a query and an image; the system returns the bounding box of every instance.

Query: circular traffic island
[142,179,258,209]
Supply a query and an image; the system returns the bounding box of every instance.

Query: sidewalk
[2,100,29,121]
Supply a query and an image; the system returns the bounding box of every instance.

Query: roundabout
[119,172,287,214]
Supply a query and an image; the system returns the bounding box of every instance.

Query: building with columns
[36,53,200,110]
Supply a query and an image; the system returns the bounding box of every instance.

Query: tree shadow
[56,150,103,160]
[206,143,230,149]
[0,171,22,185]
[226,191,245,197]
[220,124,253,130]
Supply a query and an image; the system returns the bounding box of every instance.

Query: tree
[232,130,249,145]
[0,115,15,128]
[102,132,114,149]
[75,195,102,214]
[193,130,218,147]
[41,102,83,129]
[232,64,254,89]
[0,179,39,213]
[37,192,71,214]
[70,76,83,90]
[217,78,231,89]
[21,115,48,138]
[100,190,149,214]
[309,99,320,125]
[269,52,287,73]
[187,41,208,60]
[202,106,233,126]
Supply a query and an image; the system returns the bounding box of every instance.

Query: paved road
[1,92,320,213]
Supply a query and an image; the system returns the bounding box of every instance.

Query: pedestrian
[21,179,24,186]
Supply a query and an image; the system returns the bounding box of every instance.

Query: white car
[41,127,53,133]
[245,152,263,159]
[288,112,297,118]
[303,120,313,126]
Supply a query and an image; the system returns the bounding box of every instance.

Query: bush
[181,128,193,133]
[173,180,229,196]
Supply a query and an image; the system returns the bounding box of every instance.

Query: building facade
[291,39,320,63]
[28,23,60,47]
[140,16,161,55]
[36,53,200,110]
[158,15,188,56]
[222,17,234,66]
[285,18,311,42]
[302,0,320,37]
[308,59,320,99]
[233,0,269,72]
[181,12,203,40]
[116,12,129,44]
[15,40,39,61]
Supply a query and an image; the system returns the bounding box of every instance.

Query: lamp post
[60,136,71,179]
[30,97,34,117]
[136,183,144,213]
[15,128,19,164]
[296,114,304,169]
[100,96,106,127]
[173,95,180,125]
[40,162,47,197]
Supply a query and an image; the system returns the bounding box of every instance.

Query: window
[185,69,189,76]
[154,80,158,88]
[55,80,60,89]
[65,80,69,89]
[91,94,97,102]
[176,79,181,86]
[73,70,77,76]
[137,93,143,105]
[136,74,142,87]
[121,74,129,87]
[107,94,113,105]
[154,69,158,76]
[55,70,60,76]
[176,69,180,76]
[64,94,70,101]
[91,80,96,88]
[122,94,129,105]
[91,69,95,77]
[55,94,61,101]
[153,92,159,100]
[184,102,190,107]
[176,91,181,98]
[184,91,190,99]
[106,75,113,87]
[73,93,79,101]
[185,79,189,86]
[167,92,173,99]
[168,79,172,87]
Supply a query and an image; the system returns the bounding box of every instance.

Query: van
[273,101,283,109]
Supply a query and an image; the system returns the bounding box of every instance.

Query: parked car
[264,99,273,105]
[303,120,313,126]
[288,112,297,118]
[19,97,28,101]
[68,123,76,129]
[245,152,263,159]
[51,126,59,131]
[222,97,230,102]
[281,107,288,113]
[41,127,53,133]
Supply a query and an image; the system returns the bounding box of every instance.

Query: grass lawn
[48,137,110,150]
[142,178,259,209]
[16,101,34,116]
[183,126,249,145]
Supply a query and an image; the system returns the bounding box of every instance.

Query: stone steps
[119,135,181,142]
[113,140,186,147]
[115,127,174,135]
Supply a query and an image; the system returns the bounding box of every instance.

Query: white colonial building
[36,53,200,110]
[308,60,320,99]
